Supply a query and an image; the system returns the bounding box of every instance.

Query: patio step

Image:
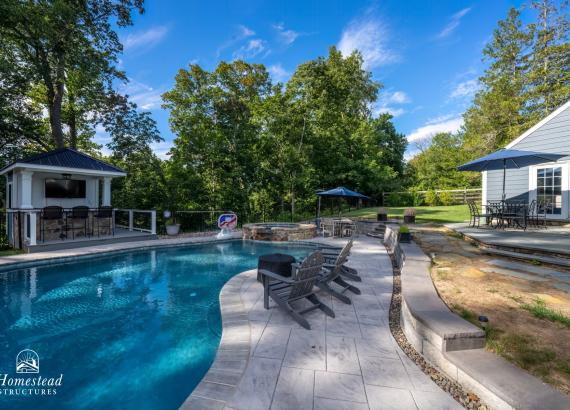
[481,247,570,268]
[25,234,157,253]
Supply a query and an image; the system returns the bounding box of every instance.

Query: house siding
[485,104,570,215]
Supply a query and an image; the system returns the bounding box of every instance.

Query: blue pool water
[0,240,314,410]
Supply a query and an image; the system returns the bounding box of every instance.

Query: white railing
[114,209,157,235]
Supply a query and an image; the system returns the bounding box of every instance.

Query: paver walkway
[224,236,461,410]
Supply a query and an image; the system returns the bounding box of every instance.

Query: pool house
[1,148,156,252]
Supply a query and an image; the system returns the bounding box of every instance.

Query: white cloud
[268,64,290,83]
[380,90,410,105]
[449,79,478,99]
[150,140,173,159]
[238,25,255,38]
[120,78,164,110]
[123,26,168,51]
[273,23,300,45]
[376,106,406,117]
[406,116,464,142]
[437,7,471,39]
[338,15,399,69]
[233,39,267,59]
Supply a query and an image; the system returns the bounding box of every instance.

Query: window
[536,167,562,214]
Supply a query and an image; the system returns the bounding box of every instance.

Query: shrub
[439,191,454,206]
[411,191,424,206]
[404,207,416,216]
[424,189,439,206]
[399,225,410,233]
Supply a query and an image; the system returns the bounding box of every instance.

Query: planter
[399,232,411,243]
[377,213,388,222]
[165,224,181,236]
[403,215,416,224]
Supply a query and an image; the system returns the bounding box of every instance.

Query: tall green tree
[463,7,533,157]
[527,0,570,116]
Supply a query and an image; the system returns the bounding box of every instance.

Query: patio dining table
[332,218,355,237]
[485,201,528,230]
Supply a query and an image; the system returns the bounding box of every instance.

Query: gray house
[483,100,570,220]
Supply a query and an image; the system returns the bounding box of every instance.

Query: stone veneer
[242,223,316,241]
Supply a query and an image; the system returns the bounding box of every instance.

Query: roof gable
[506,100,570,149]
[0,148,126,175]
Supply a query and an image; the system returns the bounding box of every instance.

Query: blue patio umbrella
[316,187,370,220]
[457,149,565,200]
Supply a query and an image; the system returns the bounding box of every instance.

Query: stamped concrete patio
[186,236,461,410]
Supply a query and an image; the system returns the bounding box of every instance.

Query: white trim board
[0,163,126,177]
[506,99,570,149]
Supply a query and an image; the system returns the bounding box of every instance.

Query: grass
[522,298,570,328]
[486,330,557,372]
[344,205,470,224]
[0,248,22,257]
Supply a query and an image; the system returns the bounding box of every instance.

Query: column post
[102,177,112,206]
[20,170,34,209]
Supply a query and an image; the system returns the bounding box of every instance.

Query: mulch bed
[386,252,488,410]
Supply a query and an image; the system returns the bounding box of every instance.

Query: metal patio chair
[94,206,114,237]
[259,250,334,330]
[68,206,90,239]
[40,206,65,241]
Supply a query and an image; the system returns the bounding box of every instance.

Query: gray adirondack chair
[317,244,361,304]
[318,239,361,282]
[259,250,335,330]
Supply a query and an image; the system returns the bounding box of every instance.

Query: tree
[527,0,570,116]
[408,133,479,190]
[0,0,144,148]
[463,7,533,157]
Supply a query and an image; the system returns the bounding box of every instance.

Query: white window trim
[529,161,570,219]
[481,171,487,211]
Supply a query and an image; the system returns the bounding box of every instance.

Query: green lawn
[344,205,470,224]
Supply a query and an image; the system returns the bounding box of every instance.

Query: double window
[536,167,562,214]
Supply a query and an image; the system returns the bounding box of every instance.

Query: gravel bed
[386,251,489,410]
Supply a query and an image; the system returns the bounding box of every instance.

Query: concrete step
[481,247,570,268]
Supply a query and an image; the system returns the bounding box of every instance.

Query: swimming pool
[0,240,314,409]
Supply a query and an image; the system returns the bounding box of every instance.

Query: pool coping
[0,232,244,272]
[179,269,254,410]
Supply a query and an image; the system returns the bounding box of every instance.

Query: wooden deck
[26,228,156,253]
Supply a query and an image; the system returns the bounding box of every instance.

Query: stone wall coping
[399,240,570,409]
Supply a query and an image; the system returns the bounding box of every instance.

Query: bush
[424,190,440,206]
[411,191,424,206]
[399,225,410,233]
[439,191,454,206]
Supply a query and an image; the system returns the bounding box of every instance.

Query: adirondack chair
[259,250,335,330]
[317,244,361,304]
[318,239,361,282]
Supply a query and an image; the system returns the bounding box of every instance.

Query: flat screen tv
[45,179,86,198]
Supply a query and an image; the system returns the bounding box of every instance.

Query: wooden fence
[382,188,482,205]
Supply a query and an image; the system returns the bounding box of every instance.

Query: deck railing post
[150,210,156,235]
[128,210,134,232]
[28,211,37,246]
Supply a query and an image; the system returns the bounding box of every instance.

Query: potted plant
[399,225,411,243]
[165,214,180,236]
[403,208,416,224]
[377,207,388,222]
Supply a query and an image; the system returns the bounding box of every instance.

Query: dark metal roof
[1,148,126,174]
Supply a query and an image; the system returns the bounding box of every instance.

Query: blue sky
[108,0,526,159]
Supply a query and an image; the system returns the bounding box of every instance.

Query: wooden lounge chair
[317,245,361,304]
[318,239,361,282]
[259,250,334,330]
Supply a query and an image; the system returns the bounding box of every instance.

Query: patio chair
[68,206,90,239]
[259,250,334,330]
[93,206,114,237]
[537,200,552,228]
[318,239,361,282]
[527,200,538,228]
[40,206,65,241]
[317,244,361,304]
[467,200,493,228]
[320,219,334,237]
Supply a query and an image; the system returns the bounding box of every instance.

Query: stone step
[482,247,570,268]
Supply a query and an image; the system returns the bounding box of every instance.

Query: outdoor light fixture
[163,210,171,218]
[478,315,489,329]
[61,173,72,180]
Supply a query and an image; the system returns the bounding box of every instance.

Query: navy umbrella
[457,149,565,200]
[316,186,369,221]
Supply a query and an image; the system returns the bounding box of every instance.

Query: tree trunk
[50,53,66,149]
[68,94,77,149]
